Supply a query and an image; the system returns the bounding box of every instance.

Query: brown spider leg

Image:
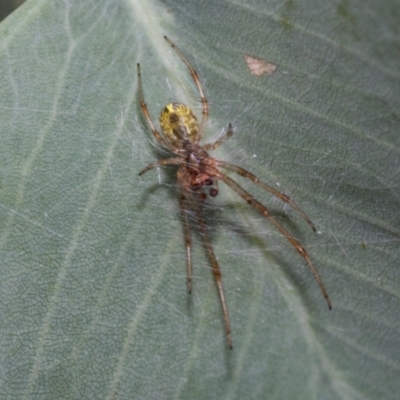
[194,202,233,349]
[138,157,184,176]
[164,36,209,140]
[137,63,174,151]
[204,124,233,151]
[215,171,332,310]
[214,161,316,232]
[178,192,193,293]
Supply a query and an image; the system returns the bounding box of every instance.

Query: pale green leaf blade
[0,1,399,399]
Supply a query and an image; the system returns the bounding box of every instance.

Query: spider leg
[137,63,174,151]
[215,170,332,310]
[178,192,193,293]
[204,124,233,151]
[215,161,316,232]
[194,204,233,349]
[138,157,184,176]
[164,36,209,140]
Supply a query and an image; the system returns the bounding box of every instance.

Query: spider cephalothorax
[138,36,331,350]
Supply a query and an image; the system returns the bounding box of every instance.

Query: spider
[137,36,331,349]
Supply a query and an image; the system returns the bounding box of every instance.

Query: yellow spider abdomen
[160,102,199,143]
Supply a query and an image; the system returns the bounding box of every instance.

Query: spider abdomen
[160,102,199,144]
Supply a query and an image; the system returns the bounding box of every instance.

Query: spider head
[160,102,199,144]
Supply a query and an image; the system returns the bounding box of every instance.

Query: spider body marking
[138,36,331,350]
[160,102,199,144]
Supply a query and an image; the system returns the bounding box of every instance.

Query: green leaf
[0,0,399,399]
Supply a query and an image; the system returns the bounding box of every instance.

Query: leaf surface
[0,0,399,399]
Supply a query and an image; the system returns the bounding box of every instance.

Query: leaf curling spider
[137,36,331,350]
